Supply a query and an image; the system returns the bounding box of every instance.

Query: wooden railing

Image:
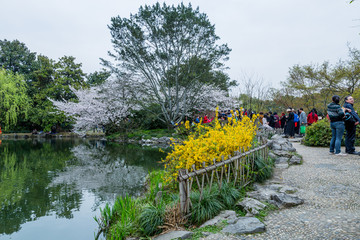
[177,137,270,215]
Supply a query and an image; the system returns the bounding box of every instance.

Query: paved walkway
[204,143,360,240]
[246,143,360,240]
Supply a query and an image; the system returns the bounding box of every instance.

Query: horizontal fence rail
[177,137,270,215]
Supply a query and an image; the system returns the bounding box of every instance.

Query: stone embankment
[0,132,105,139]
[129,136,173,147]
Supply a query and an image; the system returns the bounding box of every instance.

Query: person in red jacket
[203,115,209,123]
[307,108,318,126]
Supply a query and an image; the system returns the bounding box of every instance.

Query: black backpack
[344,112,356,127]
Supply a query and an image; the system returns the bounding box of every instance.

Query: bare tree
[236,72,270,112]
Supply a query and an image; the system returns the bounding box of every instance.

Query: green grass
[217,182,242,209]
[190,187,225,225]
[94,195,140,240]
[106,128,175,141]
[253,155,274,183]
[189,221,227,240]
[127,129,175,140]
[254,203,278,222]
[145,170,175,204]
[138,203,165,236]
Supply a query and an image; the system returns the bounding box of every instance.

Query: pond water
[0,139,166,240]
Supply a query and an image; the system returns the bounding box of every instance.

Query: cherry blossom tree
[51,77,138,132]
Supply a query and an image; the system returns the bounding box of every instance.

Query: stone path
[204,143,360,240]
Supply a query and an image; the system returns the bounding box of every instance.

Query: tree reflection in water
[0,139,165,236]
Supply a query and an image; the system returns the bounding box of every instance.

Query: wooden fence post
[179,169,187,215]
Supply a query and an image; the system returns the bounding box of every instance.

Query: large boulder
[157,136,171,143]
[222,217,266,234]
[266,184,298,194]
[236,197,266,215]
[199,210,238,228]
[289,155,302,165]
[153,231,193,240]
[268,152,277,160]
[269,135,296,152]
[247,188,278,202]
[271,193,304,208]
[276,156,290,164]
[247,184,303,208]
[272,150,294,158]
[279,186,298,194]
[274,163,289,169]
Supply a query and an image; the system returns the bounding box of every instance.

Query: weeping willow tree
[0,69,30,130]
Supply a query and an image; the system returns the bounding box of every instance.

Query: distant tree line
[0,39,112,132]
[0,4,237,133]
[238,46,360,116]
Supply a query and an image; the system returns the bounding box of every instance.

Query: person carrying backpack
[343,96,360,155]
[327,95,346,156]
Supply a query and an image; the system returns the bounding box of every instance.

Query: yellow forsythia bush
[163,111,258,185]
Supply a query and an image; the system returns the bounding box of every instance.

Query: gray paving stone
[153,230,193,240]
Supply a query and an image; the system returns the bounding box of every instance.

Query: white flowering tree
[51,78,138,132]
[103,3,236,128]
[129,74,238,124]
[188,85,239,112]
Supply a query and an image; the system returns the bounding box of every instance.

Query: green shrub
[217,181,241,209]
[304,119,332,146]
[95,195,139,240]
[189,187,225,225]
[253,155,274,183]
[304,119,360,146]
[138,204,165,236]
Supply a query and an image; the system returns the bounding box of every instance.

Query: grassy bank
[94,152,276,240]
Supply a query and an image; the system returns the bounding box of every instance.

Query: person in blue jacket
[293,109,300,134]
[343,96,360,155]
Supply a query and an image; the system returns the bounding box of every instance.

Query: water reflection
[0,139,165,238]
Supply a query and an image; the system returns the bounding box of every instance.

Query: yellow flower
[162,107,258,185]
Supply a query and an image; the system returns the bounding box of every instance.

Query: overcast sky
[1,0,360,91]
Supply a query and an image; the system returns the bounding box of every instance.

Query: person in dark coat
[285,108,295,138]
[328,95,346,155]
[268,111,275,128]
[280,112,286,129]
[343,96,360,155]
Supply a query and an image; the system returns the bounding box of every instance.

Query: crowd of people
[258,108,318,139]
[185,97,360,157]
[189,108,320,139]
